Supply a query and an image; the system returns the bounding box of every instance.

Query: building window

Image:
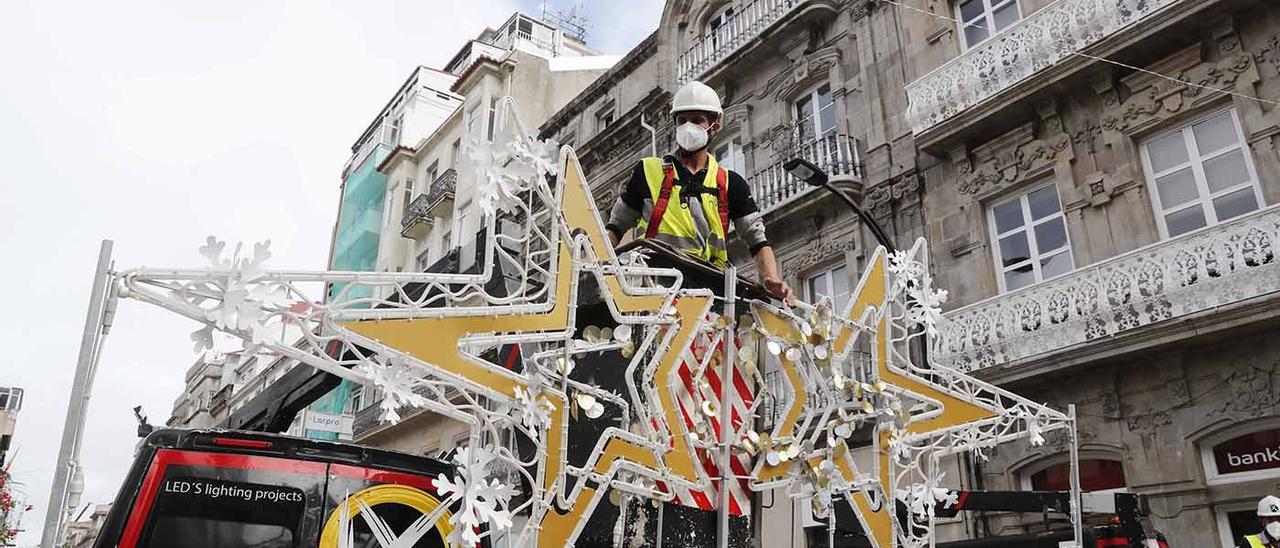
[451,139,462,169]
[707,4,737,52]
[0,387,22,412]
[596,108,615,134]
[425,160,439,187]
[487,96,499,141]
[416,247,433,272]
[988,184,1074,292]
[713,136,744,173]
[806,263,851,312]
[401,178,415,217]
[955,0,1021,49]
[465,103,481,137]
[1140,109,1263,239]
[1028,459,1126,492]
[794,84,836,143]
[345,385,365,414]
[385,115,403,146]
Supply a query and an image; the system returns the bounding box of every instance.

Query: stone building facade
[896,0,1280,544]
[545,0,1280,545]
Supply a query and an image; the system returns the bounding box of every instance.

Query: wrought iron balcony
[936,204,1280,374]
[749,133,861,215]
[676,0,804,85]
[401,169,457,239]
[905,0,1181,135]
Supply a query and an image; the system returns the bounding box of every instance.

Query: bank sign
[305,411,354,436]
[1214,428,1280,475]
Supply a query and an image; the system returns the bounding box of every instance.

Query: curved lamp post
[783,157,896,253]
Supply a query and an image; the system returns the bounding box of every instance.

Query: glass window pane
[1155,168,1200,210]
[993,200,1024,234]
[1212,187,1259,222]
[1203,150,1251,193]
[1004,264,1035,291]
[1040,251,1073,279]
[958,0,985,23]
[1146,132,1189,173]
[795,95,812,118]
[1193,112,1239,156]
[818,103,837,136]
[1027,186,1061,220]
[1034,218,1068,253]
[998,232,1031,268]
[964,24,989,46]
[992,3,1019,30]
[807,275,829,302]
[831,265,850,299]
[1165,205,1207,237]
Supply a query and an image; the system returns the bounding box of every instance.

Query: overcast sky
[0,1,661,544]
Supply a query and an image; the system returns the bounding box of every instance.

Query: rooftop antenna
[540,1,589,43]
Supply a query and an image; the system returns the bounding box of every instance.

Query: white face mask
[1267,521,1280,540]
[675,122,709,152]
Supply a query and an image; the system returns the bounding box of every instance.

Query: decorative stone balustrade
[676,0,803,85]
[905,0,1180,135]
[936,205,1280,372]
[749,133,861,214]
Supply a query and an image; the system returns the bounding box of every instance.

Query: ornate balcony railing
[749,133,861,215]
[401,169,457,239]
[676,0,803,85]
[936,204,1280,373]
[905,0,1180,135]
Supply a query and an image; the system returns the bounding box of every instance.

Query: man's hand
[763,275,796,306]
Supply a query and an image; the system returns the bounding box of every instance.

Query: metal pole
[717,266,737,548]
[819,182,895,253]
[41,240,113,548]
[1067,404,1083,548]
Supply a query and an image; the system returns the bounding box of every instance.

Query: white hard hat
[1260,495,1280,517]
[671,81,723,117]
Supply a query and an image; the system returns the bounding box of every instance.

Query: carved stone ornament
[1255,35,1280,78]
[865,174,921,217]
[1100,52,1255,134]
[958,133,1071,195]
[784,234,857,274]
[765,47,842,102]
[721,103,752,132]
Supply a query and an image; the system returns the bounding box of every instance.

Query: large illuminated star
[340,149,718,547]
[748,247,999,548]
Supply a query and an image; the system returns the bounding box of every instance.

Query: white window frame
[987,183,1074,293]
[401,178,415,217]
[346,384,365,414]
[1139,108,1264,240]
[805,262,851,312]
[487,96,499,141]
[385,115,403,146]
[712,134,744,173]
[596,106,615,134]
[1200,422,1280,487]
[793,83,837,143]
[707,3,737,51]
[954,0,1022,49]
[1217,501,1262,548]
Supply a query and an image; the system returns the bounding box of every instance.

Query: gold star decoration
[341,149,719,547]
[749,247,998,548]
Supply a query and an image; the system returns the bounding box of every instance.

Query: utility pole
[717,266,737,548]
[41,240,114,548]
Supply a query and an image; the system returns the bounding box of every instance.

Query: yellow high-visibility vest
[1247,534,1268,548]
[634,156,730,268]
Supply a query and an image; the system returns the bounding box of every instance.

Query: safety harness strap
[645,164,677,240]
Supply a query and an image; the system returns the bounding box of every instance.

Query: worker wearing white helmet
[606,80,794,303]
[1242,495,1280,547]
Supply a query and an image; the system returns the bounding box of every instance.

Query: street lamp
[783,157,896,253]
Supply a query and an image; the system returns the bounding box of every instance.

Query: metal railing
[905,0,1182,135]
[401,169,457,233]
[937,203,1280,373]
[749,133,861,214]
[676,0,803,84]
